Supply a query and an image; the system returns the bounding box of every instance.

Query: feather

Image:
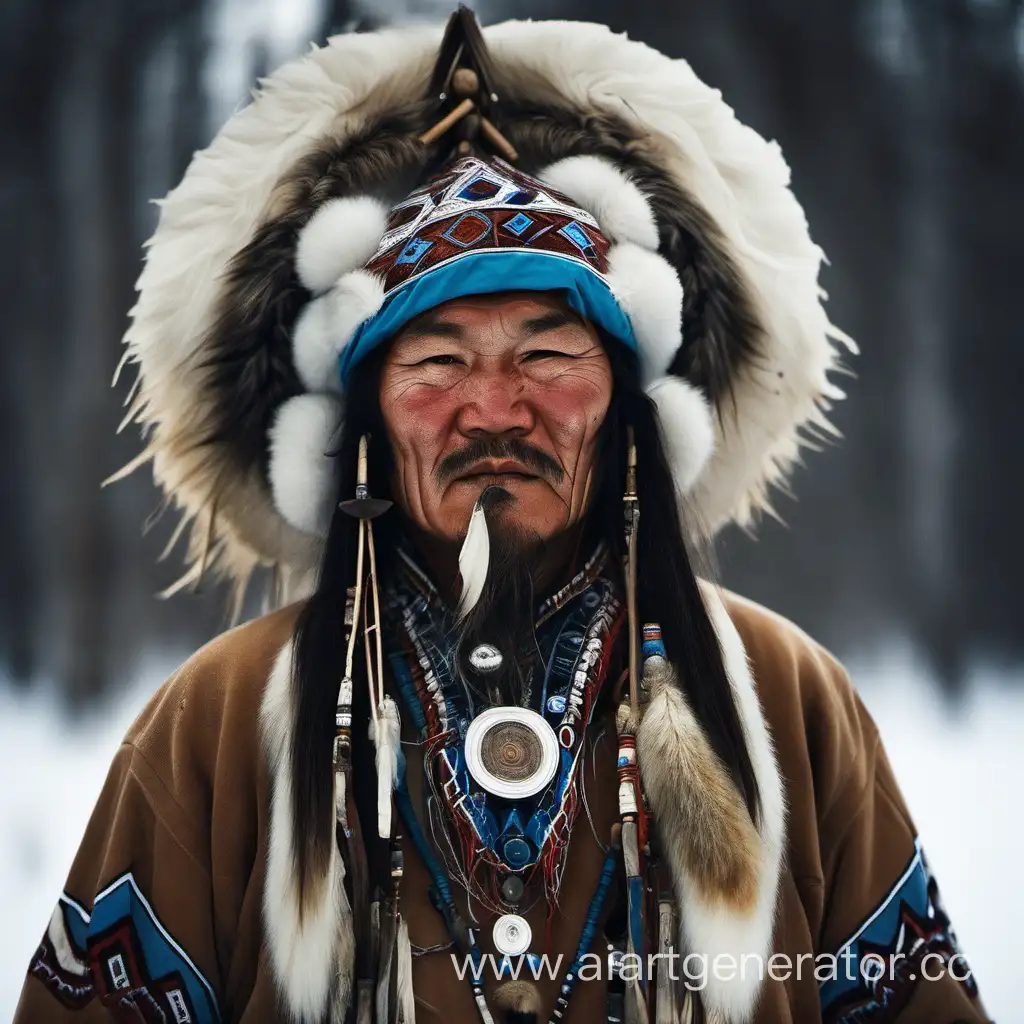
[456,499,490,620]
[396,917,416,1023]
[371,697,401,839]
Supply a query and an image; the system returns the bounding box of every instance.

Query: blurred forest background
[2,0,1023,705]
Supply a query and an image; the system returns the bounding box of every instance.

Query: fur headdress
[117,15,852,606]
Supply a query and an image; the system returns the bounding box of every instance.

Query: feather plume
[456,499,490,620]
[370,697,401,839]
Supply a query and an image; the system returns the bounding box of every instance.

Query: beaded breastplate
[384,545,622,906]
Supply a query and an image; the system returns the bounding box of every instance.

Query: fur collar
[259,585,785,1023]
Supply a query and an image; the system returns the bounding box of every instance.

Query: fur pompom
[539,155,659,250]
[606,243,683,385]
[296,196,390,294]
[456,499,490,621]
[370,696,401,839]
[646,376,715,494]
[267,393,343,537]
[292,270,385,392]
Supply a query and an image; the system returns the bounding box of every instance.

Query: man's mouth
[456,461,540,482]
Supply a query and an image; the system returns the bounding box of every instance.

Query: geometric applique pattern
[365,156,611,298]
[819,839,980,1023]
[28,894,95,1010]
[28,873,220,1023]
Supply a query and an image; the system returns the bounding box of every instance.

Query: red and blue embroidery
[29,872,220,1023]
[819,839,979,1023]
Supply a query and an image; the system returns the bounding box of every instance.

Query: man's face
[379,292,614,543]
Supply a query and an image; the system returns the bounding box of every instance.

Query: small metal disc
[546,695,566,715]
[468,644,503,674]
[493,914,532,957]
[500,874,525,905]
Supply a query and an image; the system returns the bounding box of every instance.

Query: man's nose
[455,369,535,437]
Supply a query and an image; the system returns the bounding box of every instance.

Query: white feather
[370,696,401,839]
[456,500,490,621]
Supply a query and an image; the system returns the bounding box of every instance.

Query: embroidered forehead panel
[366,157,611,295]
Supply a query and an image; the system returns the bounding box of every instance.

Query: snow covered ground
[1,644,1017,1020]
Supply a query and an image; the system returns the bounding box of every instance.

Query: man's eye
[418,354,462,366]
[523,350,572,362]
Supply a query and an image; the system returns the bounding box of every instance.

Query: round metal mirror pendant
[464,707,559,800]
[493,914,532,957]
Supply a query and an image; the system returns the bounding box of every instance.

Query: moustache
[437,437,565,486]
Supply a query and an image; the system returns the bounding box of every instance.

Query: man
[16,12,988,1024]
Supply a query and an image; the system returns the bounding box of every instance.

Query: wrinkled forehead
[388,291,603,350]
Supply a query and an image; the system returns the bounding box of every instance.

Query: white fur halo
[539,155,659,251]
[291,270,385,393]
[296,196,390,295]
[647,376,715,494]
[606,242,684,386]
[268,393,343,536]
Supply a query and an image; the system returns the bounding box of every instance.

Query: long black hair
[287,341,760,908]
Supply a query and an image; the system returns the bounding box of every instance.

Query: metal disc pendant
[468,644,503,674]
[493,914,532,957]
[464,707,559,800]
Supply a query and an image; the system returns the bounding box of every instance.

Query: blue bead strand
[549,847,618,1021]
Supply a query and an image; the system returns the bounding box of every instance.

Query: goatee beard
[455,495,544,710]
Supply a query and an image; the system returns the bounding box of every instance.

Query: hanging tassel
[456,499,490,620]
[396,917,416,1023]
[371,696,401,839]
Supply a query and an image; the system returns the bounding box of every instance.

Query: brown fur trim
[638,657,761,911]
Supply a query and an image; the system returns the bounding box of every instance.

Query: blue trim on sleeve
[89,873,221,1023]
[818,839,928,1008]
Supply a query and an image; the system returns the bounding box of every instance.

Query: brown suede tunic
[15,594,990,1023]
